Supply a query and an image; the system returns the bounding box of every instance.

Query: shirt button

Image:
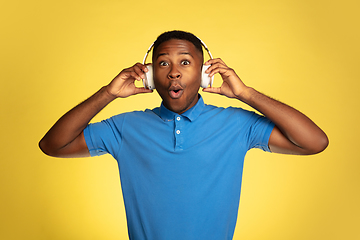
[176,130,180,134]
[176,116,181,121]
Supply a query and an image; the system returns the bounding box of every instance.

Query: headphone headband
[142,37,213,64]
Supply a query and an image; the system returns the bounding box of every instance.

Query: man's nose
[168,66,181,79]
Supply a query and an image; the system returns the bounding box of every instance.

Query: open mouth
[168,84,184,99]
[169,89,184,99]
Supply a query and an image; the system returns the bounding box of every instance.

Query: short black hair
[152,30,203,61]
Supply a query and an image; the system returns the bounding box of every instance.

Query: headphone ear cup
[143,64,155,90]
[201,64,213,88]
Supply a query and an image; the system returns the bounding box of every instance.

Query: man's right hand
[39,63,153,158]
[106,63,153,98]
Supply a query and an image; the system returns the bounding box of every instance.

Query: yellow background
[1,0,359,239]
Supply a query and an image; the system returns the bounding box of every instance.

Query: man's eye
[181,60,190,65]
[160,61,168,66]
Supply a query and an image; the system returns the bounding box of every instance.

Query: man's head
[152,30,204,114]
[152,30,203,63]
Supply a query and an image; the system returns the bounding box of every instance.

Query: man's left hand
[202,58,249,100]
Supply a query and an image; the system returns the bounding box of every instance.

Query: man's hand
[106,63,153,98]
[202,58,249,100]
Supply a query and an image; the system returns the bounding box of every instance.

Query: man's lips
[169,89,184,99]
[168,84,184,99]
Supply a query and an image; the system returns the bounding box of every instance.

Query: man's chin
[163,100,187,114]
[162,93,199,114]
[166,105,184,114]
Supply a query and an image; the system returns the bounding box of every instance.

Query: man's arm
[203,58,328,155]
[39,63,152,158]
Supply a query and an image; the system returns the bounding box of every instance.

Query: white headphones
[142,38,214,90]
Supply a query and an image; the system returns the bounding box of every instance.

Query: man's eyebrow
[179,52,193,58]
[155,52,193,60]
[154,52,168,60]
[156,53,168,58]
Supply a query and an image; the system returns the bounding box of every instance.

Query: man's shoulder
[111,108,158,120]
[202,103,250,115]
[200,103,267,123]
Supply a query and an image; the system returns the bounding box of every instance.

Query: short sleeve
[246,112,275,152]
[83,114,125,157]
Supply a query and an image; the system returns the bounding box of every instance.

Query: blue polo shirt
[84,95,274,240]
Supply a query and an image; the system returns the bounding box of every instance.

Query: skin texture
[39,39,328,158]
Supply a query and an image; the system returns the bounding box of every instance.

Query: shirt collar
[158,94,205,122]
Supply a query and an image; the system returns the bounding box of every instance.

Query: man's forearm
[239,87,328,154]
[39,86,116,156]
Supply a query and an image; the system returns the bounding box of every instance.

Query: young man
[39,30,328,239]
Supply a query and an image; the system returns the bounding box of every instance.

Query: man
[39,30,328,239]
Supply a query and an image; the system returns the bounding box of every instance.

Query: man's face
[153,39,203,114]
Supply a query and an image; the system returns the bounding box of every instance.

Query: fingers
[204,58,234,78]
[202,58,246,99]
[108,63,153,98]
[202,87,222,95]
[122,70,142,81]
[132,63,147,81]
[205,58,226,66]
[122,63,148,81]
[134,87,153,95]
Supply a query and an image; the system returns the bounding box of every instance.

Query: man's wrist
[236,87,256,103]
[103,85,118,101]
